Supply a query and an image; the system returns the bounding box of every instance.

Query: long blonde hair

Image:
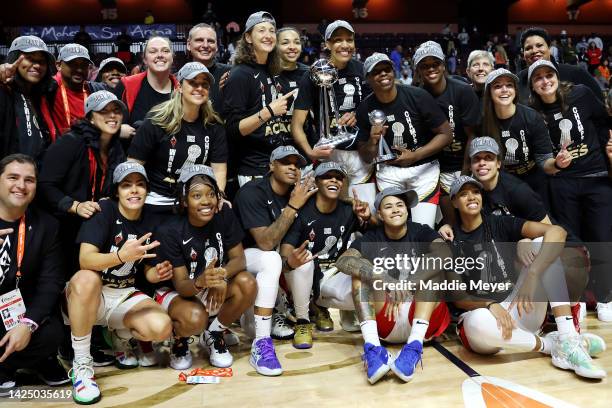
[148,89,223,136]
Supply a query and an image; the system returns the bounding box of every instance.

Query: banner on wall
[21,24,177,42]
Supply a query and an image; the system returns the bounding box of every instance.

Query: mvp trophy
[310,59,357,148]
[368,109,396,163]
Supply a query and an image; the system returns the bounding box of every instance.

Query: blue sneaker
[363,343,392,384]
[250,337,283,376]
[390,341,423,382]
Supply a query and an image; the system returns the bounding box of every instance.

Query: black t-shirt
[222,63,282,176]
[76,200,158,288]
[539,85,610,177]
[452,215,525,299]
[208,61,231,115]
[274,63,314,150]
[233,175,289,248]
[283,198,360,269]
[294,59,369,150]
[113,77,173,126]
[495,104,553,176]
[356,85,448,166]
[128,117,227,200]
[483,171,581,243]
[156,206,244,280]
[430,78,481,171]
[350,221,441,264]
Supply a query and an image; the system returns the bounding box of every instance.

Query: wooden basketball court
[5,310,611,407]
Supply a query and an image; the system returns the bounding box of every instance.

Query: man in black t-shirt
[0,154,67,396]
[67,162,173,404]
[233,145,316,376]
[281,162,373,344]
[336,187,450,384]
[357,52,452,228]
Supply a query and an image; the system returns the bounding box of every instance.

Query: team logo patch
[114,232,123,245]
[190,248,197,261]
[309,228,316,241]
[170,136,177,148]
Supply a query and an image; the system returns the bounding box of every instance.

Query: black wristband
[554,161,563,171]
[287,203,299,212]
[266,105,275,118]
[486,302,498,310]
[116,250,124,263]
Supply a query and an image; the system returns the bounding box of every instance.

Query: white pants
[330,149,373,186]
[316,267,355,311]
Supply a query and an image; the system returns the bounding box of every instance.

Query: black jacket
[0,206,64,328]
[38,121,125,216]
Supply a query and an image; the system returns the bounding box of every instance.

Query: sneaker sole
[271,333,294,340]
[138,359,158,368]
[249,356,282,376]
[390,361,415,382]
[367,363,391,384]
[551,356,607,379]
[292,342,313,349]
[315,326,334,332]
[73,394,102,405]
[115,361,139,370]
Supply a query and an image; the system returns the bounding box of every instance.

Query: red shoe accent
[570,303,581,334]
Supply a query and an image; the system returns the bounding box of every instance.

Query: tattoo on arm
[261,210,296,249]
[352,278,375,322]
[336,248,375,284]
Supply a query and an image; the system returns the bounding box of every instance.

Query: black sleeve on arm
[282,216,303,247]
[222,68,253,139]
[513,182,548,221]
[24,217,64,324]
[234,188,272,230]
[355,99,371,143]
[209,123,229,163]
[221,207,246,248]
[572,66,604,102]
[38,138,79,213]
[418,89,448,129]
[458,85,482,126]
[127,119,161,161]
[76,202,111,248]
[528,109,554,164]
[293,75,315,111]
[156,223,186,268]
[500,215,528,242]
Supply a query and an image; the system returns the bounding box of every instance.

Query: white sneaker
[551,334,607,379]
[112,333,138,369]
[546,331,607,357]
[271,313,294,340]
[70,357,101,404]
[169,337,193,370]
[137,341,158,367]
[596,302,612,322]
[223,329,240,347]
[201,330,233,368]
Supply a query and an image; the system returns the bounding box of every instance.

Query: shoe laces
[564,335,593,365]
[403,342,424,370]
[273,314,291,329]
[296,323,311,336]
[257,338,277,362]
[172,337,191,358]
[208,331,228,354]
[70,357,95,381]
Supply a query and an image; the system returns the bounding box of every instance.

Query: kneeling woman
[155,165,257,370]
[67,162,174,405]
[449,176,606,380]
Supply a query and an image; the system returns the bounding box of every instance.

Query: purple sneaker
[250,337,283,376]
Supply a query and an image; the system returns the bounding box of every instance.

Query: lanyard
[58,80,86,129]
[88,148,106,200]
[15,216,26,288]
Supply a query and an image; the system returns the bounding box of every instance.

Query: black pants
[549,176,612,242]
[0,316,63,375]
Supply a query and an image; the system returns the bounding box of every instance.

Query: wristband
[257,110,266,124]
[287,203,299,212]
[75,202,81,214]
[19,318,38,333]
[486,302,498,310]
[554,161,564,171]
[265,105,275,118]
[194,280,205,291]
[116,250,124,263]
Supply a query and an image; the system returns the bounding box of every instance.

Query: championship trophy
[368,109,396,163]
[310,59,357,148]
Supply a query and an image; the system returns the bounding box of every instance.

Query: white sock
[555,315,577,338]
[208,317,228,333]
[538,335,553,355]
[284,262,314,322]
[408,319,429,344]
[360,320,381,346]
[254,314,272,340]
[71,333,92,362]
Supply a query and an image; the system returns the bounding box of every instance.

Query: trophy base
[314,133,357,149]
[374,154,397,164]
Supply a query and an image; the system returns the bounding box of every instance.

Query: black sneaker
[37,355,70,386]
[92,347,115,367]
[0,367,17,398]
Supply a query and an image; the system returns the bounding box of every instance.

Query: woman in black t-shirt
[155,165,256,370]
[481,68,570,209]
[449,176,606,380]
[128,62,227,215]
[528,59,612,243]
[222,11,295,184]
